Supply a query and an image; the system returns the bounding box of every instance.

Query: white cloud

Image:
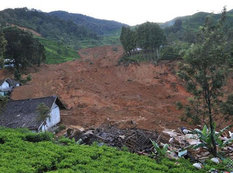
[1,0,233,25]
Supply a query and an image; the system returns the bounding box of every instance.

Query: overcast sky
[1,0,233,25]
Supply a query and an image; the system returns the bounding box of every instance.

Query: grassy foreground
[0,127,228,173]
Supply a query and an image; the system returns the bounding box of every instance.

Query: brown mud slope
[10,45,219,132]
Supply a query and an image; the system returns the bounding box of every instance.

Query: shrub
[24,133,53,142]
[192,125,233,157]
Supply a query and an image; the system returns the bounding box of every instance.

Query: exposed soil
[7,45,232,132]
[10,24,42,37]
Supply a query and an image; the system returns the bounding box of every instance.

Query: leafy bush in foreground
[0,127,230,172]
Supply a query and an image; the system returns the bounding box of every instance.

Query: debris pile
[162,127,233,160]
[64,124,161,154]
[62,124,233,159]
[61,124,233,171]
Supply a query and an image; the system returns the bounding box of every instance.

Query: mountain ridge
[49,10,127,35]
[0,8,126,49]
[161,9,233,28]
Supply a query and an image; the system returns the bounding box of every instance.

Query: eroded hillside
[10,46,194,131]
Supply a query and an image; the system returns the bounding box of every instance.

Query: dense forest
[49,11,127,35]
[0,27,45,70]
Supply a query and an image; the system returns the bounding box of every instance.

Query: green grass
[0,127,231,173]
[36,37,80,64]
[101,30,121,46]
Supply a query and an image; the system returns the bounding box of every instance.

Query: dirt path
[10,45,194,132]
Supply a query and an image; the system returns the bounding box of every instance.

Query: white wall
[0,81,10,90]
[40,103,61,132]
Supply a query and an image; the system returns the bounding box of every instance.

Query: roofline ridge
[10,95,58,102]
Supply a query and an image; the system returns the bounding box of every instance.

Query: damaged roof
[0,96,65,130]
[0,78,20,87]
[5,78,20,87]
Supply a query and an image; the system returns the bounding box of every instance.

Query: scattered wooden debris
[64,123,161,154]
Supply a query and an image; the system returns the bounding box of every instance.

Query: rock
[185,134,200,145]
[211,157,220,164]
[201,151,210,157]
[193,163,202,169]
[169,137,174,143]
[163,129,178,137]
[181,127,190,134]
[119,135,125,139]
[83,130,94,136]
[166,151,178,160]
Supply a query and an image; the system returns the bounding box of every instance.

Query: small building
[0,96,66,132]
[0,78,20,96]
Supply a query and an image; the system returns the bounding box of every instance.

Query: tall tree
[177,8,232,156]
[3,27,45,70]
[120,26,136,55]
[136,22,166,58]
[0,28,7,68]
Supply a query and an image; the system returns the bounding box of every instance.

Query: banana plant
[150,139,169,160]
[192,124,233,156]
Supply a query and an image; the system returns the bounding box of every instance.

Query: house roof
[0,78,20,87]
[5,78,20,87]
[0,96,66,130]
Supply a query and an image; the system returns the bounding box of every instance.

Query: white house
[0,96,66,132]
[39,101,62,132]
[0,78,20,96]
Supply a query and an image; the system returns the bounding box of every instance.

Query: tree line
[120,22,166,57]
[120,22,166,59]
[0,26,45,72]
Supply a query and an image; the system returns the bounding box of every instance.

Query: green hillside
[77,29,121,48]
[36,37,80,64]
[0,7,122,65]
[162,10,233,43]
[0,127,228,173]
[49,11,126,35]
[0,8,95,49]
[0,8,125,49]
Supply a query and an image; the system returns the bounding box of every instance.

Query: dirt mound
[9,45,194,132]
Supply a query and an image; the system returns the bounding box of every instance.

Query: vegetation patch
[24,133,53,143]
[0,137,4,144]
[37,37,80,64]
